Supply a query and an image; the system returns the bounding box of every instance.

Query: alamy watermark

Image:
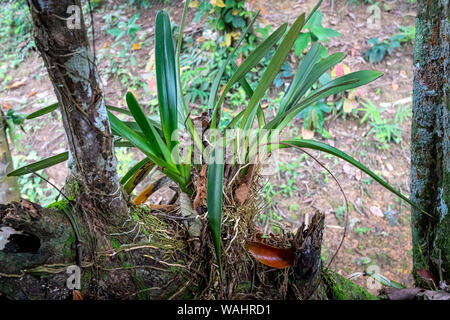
[66,265,81,290]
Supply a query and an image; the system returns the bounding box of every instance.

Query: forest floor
[0,0,418,294]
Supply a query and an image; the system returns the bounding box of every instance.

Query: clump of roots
[199,163,295,299]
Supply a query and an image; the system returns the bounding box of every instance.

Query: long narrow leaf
[126,92,174,166]
[268,70,383,131]
[121,158,155,194]
[7,152,68,176]
[285,51,346,112]
[210,23,287,128]
[276,42,322,116]
[108,111,179,174]
[155,11,178,149]
[208,12,259,114]
[270,139,423,212]
[26,103,58,120]
[240,13,306,131]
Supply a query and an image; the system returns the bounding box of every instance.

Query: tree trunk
[410,0,449,287]
[0,202,377,300]
[26,0,128,224]
[0,110,20,203]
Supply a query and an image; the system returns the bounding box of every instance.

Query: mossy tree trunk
[0,109,20,203]
[410,0,449,287]
[26,0,128,223]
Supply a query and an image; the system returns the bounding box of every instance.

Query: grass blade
[207,146,225,274]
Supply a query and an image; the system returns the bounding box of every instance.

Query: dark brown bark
[26,0,127,223]
[410,0,449,287]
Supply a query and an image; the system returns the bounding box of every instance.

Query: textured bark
[410,0,449,286]
[0,110,20,203]
[292,212,325,299]
[0,202,194,300]
[26,0,127,223]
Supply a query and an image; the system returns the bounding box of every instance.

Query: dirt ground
[0,0,418,293]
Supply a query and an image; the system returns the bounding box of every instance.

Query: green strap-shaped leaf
[240,13,306,131]
[108,111,179,175]
[7,152,68,176]
[271,70,383,131]
[207,146,225,274]
[208,12,259,115]
[210,22,287,128]
[155,11,178,149]
[121,158,155,194]
[7,138,138,177]
[270,139,424,213]
[285,51,346,112]
[26,103,58,120]
[106,105,132,116]
[126,92,174,166]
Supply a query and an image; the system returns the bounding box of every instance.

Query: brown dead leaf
[131,43,141,51]
[417,269,436,283]
[193,165,208,210]
[235,183,249,205]
[247,241,294,268]
[73,290,83,300]
[6,79,26,90]
[2,101,12,110]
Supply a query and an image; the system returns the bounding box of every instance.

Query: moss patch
[324,271,379,300]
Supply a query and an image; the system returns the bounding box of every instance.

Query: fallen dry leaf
[27,90,37,98]
[417,268,436,284]
[247,241,294,269]
[2,101,12,110]
[6,79,26,90]
[131,43,141,51]
[343,98,358,113]
[193,165,207,210]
